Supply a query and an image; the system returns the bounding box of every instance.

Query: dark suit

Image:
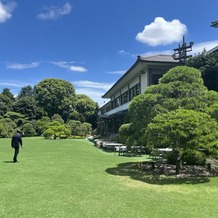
[11,132,23,162]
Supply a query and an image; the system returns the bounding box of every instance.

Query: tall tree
[146,109,218,174]
[127,66,218,145]
[186,51,218,92]
[0,88,15,116]
[13,96,39,120]
[35,78,76,120]
[74,94,98,128]
[17,85,35,99]
[1,88,15,102]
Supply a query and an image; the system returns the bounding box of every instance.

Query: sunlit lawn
[0,137,218,218]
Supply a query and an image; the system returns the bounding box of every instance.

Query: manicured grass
[0,137,218,218]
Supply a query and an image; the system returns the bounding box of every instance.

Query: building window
[111,99,115,109]
[129,83,140,101]
[111,96,121,108]
[111,83,140,109]
[121,91,128,104]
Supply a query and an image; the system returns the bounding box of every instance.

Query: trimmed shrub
[43,128,54,139]
[118,123,131,144]
[59,135,68,139]
[182,149,207,165]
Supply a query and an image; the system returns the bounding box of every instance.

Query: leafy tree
[1,88,15,102]
[128,66,218,145]
[0,88,15,116]
[186,51,218,92]
[75,94,99,128]
[35,117,51,136]
[0,118,16,137]
[0,122,7,138]
[69,110,85,122]
[43,128,54,139]
[22,122,36,137]
[13,96,38,120]
[146,109,218,174]
[4,111,26,127]
[35,78,76,120]
[80,122,92,136]
[66,120,81,136]
[43,121,70,139]
[182,149,207,165]
[0,100,9,117]
[17,85,35,99]
[118,123,132,144]
[51,114,64,124]
[76,124,87,137]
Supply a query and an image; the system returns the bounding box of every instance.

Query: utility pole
[172,36,194,64]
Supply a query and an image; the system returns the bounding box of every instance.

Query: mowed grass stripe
[0,137,218,218]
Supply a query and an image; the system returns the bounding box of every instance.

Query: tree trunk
[175,149,182,175]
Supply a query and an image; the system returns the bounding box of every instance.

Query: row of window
[111,83,140,109]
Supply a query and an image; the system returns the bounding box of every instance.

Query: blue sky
[0,0,218,106]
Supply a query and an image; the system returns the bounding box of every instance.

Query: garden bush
[167,149,207,165]
[182,149,207,165]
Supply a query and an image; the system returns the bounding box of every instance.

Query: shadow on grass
[2,160,16,163]
[105,162,210,185]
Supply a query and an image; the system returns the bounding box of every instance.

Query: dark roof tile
[138,54,179,63]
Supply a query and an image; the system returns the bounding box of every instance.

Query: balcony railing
[100,102,130,117]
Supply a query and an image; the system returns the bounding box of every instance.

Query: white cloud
[51,61,87,72]
[118,50,130,55]
[70,66,87,72]
[136,17,187,46]
[37,2,72,20]
[106,70,125,75]
[51,61,70,69]
[72,80,114,106]
[72,80,113,91]
[0,80,29,88]
[0,1,16,23]
[6,62,40,70]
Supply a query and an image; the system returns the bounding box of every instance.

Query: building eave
[102,54,179,99]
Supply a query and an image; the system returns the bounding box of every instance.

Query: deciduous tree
[146,109,218,173]
[35,78,76,120]
[128,66,218,145]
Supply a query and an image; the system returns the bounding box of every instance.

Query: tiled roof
[139,54,179,63]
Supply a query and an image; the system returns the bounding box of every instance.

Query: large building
[98,54,179,135]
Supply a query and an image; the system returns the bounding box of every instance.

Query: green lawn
[0,137,218,218]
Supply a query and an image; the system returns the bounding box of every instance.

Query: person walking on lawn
[11,130,23,163]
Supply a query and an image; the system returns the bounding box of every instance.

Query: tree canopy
[120,66,218,172]
[0,78,98,138]
[128,66,213,145]
[186,51,218,92]
[35,78,76,120]
[146,109,218,155]
[128,66,218,145]
[74,94,98,128]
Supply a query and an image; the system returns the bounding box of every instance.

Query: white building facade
[98,54,179,135]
